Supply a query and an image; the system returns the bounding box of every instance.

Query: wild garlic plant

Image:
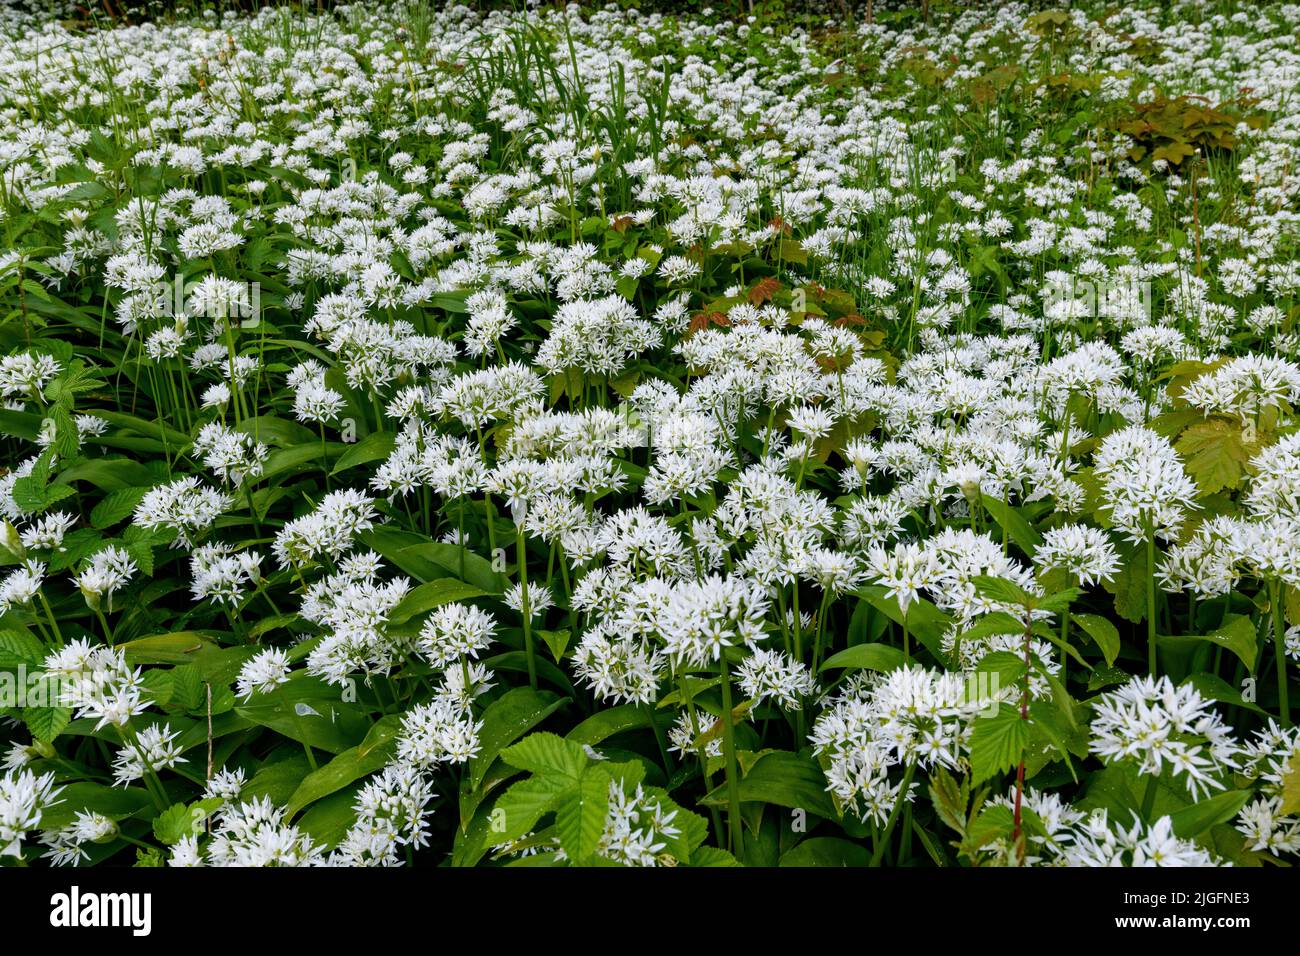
[0,0,1299,868]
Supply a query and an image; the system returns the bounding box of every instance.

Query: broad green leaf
[566,703,651,747]
[1280,750,1300,817]
[819,642,905,673]
[702,750,838,820]
[469,689,566,792]
[388,578,490,625]
[1168,789,1252,839]
[1072,612,1121,667]
[120,632,220,666]
[980,498,1042,557]
[331,430,395,475]
[1158,614,1258,673]
[286,715,402,817]
[778,836,871,867]
[37,783,153,830]
[235,680,371,754]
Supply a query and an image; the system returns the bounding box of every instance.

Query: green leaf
[778,836,871,867]
[261,442,343,484]
[969,704,1029,785]
[1168,789,1252,839]
[972,575,1033,607]
[1102,538,1149,624]
[537,628,570,662]
[566,703,652,747]
[689,846,743,866]
[90,487,151,529]
[0,629,45,667]
[954,611,1023,646]
[22,705,71,742]
[1180,672,1266,716]
[286,715,402,817]
[331,430,395,475]
[235,680,371,754]
[929,768,970,837]
[295,788,362,850]
[388,578,490,625]
[554,768,611,865]
[243,752,312,806]
[818,642,905,673]
[1158,614,1258,673]
[1280,750,1300,816]
[975,650,1028,690]
[488,773,574,849]
[702,750,838,820]
[856,586,953,664]
[500,731,589,781]
[980,498,1042,557]
[37,783,153,830]
[236,415,316,448]
[469,689,566,792]
[153,798,223,845]
[1072,613,1121,667]
[120,631,219,666]
[1176,416,1258,495]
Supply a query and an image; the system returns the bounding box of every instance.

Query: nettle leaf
[22,705,72,742]
[500,731,588,781]
[929,768,973,838]
[153,798,223,845]
[972,575,1032,607]
[969,703,1029,785]
[554,768,611,865]
[1175,416,1259,495]
[975,650,1028,691]
[90,487,151,529]
[0,629,45,668]
[954,611,1023,647]
[489,773,575,849]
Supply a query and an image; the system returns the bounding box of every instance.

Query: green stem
[719,653,744,859]
[1271,579,1291,728]
[1140,773,1159,823]
[1146,531,1157,676]
[517,526,537,690]
[871,760,916,866]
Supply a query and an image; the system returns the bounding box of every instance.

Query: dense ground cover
[1,0,1299,867]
